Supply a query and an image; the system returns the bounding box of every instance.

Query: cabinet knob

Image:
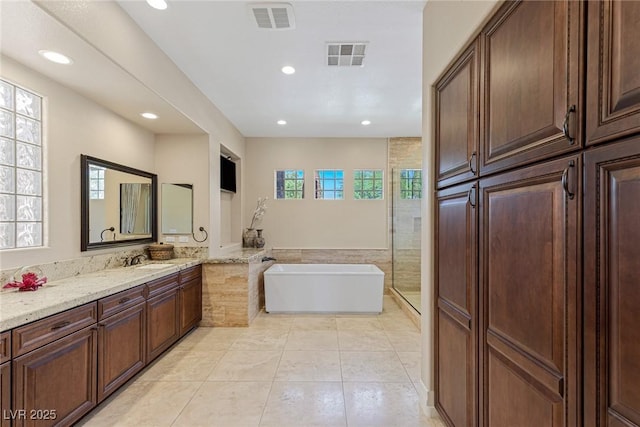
[467,185,476,208]
[563,105,576,145]
[562,160,575,200]
[468,151,477,175]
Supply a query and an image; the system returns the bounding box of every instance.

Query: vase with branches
[243,197,268,247]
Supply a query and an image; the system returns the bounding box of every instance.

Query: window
[354,169,383,199]
[275,169,304,199]
[400,169,422,199]
[89,165,105,200]
[314,169,344,200]
[0,79,44,249]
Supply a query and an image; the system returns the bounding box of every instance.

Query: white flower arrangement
[249,197,268,229]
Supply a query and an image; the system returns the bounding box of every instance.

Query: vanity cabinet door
[586,0,640,146]
[479,155,580,427]
[584,138,640,427]
[179,277,202,337]
[480,0,583,175]
[13,327,97,427]
[146,287,180,362]
[1,362,9,427]
[97,303,146,403]
[435,181,478,427]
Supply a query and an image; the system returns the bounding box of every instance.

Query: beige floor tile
[290,317,337,330]
[275,350,342,381]
[396,351,421,384]
[172,381,272,427]
[338,330,393,351]
[336,317,383,330]
[138,350,225,381]
[340,351,410,382]
[79,381,201,427]
[343,382,431,427]
[177,327,245,351]
[380,313,420,331]
[385,330,421,352]
[260,381,346,427]
[285,330,339,351]
[250,315,294,330]
[208,350,281,381]
[230,329,289,351]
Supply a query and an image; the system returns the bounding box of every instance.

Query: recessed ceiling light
[146,0,167,10]
[361,120,371,126]
[141,112,158,120]
[281,66,296,75]
[38,50,73,65]
[277,120,287,125]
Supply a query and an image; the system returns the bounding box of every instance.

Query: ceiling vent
[249,3,295,30]
[327,42,368,67]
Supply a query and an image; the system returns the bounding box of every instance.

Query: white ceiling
[117,0,425,138]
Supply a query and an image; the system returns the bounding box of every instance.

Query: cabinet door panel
[587,0,640,145]
[480,0,583,175]
[1,362,9,427]
[479,155,579,427]
[13,327,97,427]
[436,41,479,189]
[98,303,146,403]
[180,278,202,337]
[146,288,180,362]
[435,181,477,426]
[584,138,640,427]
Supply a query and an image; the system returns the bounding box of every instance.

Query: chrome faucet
[124,254,147,267]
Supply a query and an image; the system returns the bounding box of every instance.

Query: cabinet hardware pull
[563,105,576,145]
[51,321,71,330]
[562,160,575,200]
[467,186,476,208]
[468,151,477,175]
[118,297,131,304]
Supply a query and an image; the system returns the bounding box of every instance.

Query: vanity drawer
[0,331,10,363]
[12,302,97,357]
[179,265,201,284]
[98,285,146,320]
[146,273,179,298]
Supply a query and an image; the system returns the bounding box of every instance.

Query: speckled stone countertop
[0,258,201,333]
[204,248,270,264]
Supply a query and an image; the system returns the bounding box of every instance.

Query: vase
[243,228,257,248]
[255,229,265,248]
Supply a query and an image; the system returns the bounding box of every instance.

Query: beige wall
[245,137,388,249]
[155,134,209,247]
[0,56,156,270]
[420,0,501,414]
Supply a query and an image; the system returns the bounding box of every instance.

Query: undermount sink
[136,263,174,270]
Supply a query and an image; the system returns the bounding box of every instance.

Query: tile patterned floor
[78,296,444,427]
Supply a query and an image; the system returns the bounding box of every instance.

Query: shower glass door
[391,168,422,313]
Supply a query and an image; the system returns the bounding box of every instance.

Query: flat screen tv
[220,156,236,193]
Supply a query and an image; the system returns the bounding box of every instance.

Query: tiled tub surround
[0,257,201,332]
[202,248,274,327]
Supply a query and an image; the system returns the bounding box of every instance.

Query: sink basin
[136,263,174,270]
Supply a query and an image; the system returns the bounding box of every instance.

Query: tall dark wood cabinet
[179,265,203,336]
[435,181,478,427]
[584,137,640,427]
[478,155,580,427]
[586,0,640,146]
[479,0,583,175]
[146,274,181,362]
[435,41,479,189]
[0,332,10,427]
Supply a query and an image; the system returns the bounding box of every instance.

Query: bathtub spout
[262,257,276,262]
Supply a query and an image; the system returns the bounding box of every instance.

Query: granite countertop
[205,248,270,264]
[0,258,201,333]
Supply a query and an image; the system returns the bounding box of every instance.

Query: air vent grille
[249,3,295,30]
[327,42,367,67]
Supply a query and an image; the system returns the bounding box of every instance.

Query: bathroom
[0,1,505,426]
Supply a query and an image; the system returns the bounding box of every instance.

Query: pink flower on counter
[3,272,47,292]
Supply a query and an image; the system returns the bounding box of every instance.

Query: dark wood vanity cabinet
[435,41,479,189]
[435,181,478,427]
[584,137,640,427]
[11,303,98,427]
[179,266,202,336]
[1,331,10,427]
[146,274,181,362]
[586,0,640,146]
[479,0,583,176]
[97,286,146,403]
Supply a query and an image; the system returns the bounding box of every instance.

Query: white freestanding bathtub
[264,264,384,313]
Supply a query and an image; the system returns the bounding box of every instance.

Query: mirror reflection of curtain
[120,183,150,234]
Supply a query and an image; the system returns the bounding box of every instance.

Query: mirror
[81,155,157,251]
[161,183,193,234]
